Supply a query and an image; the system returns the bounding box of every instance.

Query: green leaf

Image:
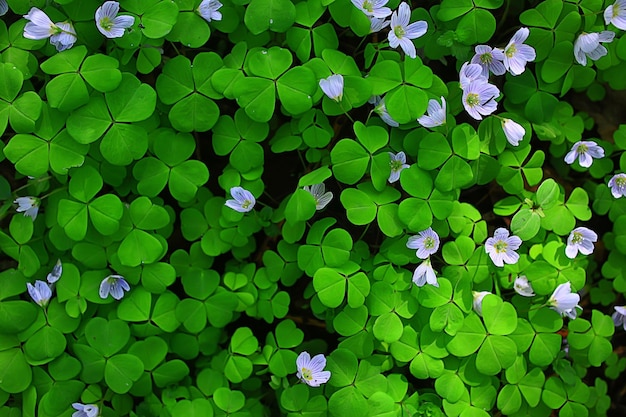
[331,139,369,184]
[118,287,152,322]
[45,73,89,112]
[118,230,164,267]
[106,74,156,123]
[80,54,122,92]
[85,318,130,357]
[0,349,32,393]
[105,354,144,394]
[245,0,296,34]
[141,0,179,38]
[314,267,345,308]
[341,188,377,225]
[89,194,123,235]
[169,94,220,132]
[482,296,518,335]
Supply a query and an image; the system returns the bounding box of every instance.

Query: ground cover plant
[2,0,626,416]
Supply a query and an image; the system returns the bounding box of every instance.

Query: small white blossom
[225,187,256,213]
[72,403,99,417]
[387,2,427,59]
[319,74,344,102]
[502,118,525,146]
[412,258,438,287]
[14,196,40,220]
[608,173,626,198]
[564,140,605,168]
[371,95,399,127]
[485,227,522,267]
[27,280,52,307]
[23,8,76,51]
[459,62,487,90]
[95,1,134,38]
[388,151,410,183]
[303,183,333,210]
[503,27,536,75]
[369,17,390,33]
[565,227,598,259]
[574,31,615,66]
[462,80,500,120]
[471,45,506,78]
[612,306,626,330]
[198,0,223,23]
[407,227,440,259]
[605,0,626,30]
[47,259,63,284]
[417,97,446,128]
[514,276,535,297]
[547,282,581,319]
[472,291,492,316]
[351,0,392,18]
[99,274,130,300]
[296,352,331,387]
[0,0,8,16]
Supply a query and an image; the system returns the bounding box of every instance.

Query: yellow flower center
[571,232,583,244]
[466,93,480,106]
[363,0,373,12]
[494,240,508,253]
[99,16,114,31]
[394,26,405,38]
[480,53,492,64]
[617,176,626,187]
[301,367,313,381]
[423,237,436,249]
[241,200,252,209]
[505,43,517,58]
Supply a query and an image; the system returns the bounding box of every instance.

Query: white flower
[547,282,581,319]
[47,259,63,284]
[608,173,626,198]
[503,27,536,75]
[23,8,77,51]
[502,118,525,146]
[0,0,8,16]
[412,258,438,287]
[612,306,626,330]
[95,1,134,38]
[387,2,427,59]
[388,151,410,183]
[351,0,391,18]
[462,80,500,120]
[99,274,130,300]
[564,140,605,168]
[407,227,440,259]
[72,403,99,417]
[459,62,487,90]
[565,226,598,259]
[225,186,256,212]
[27,280,52,307]
[303,183,333,210]
[319,74,344,102]
[198,0,223,23]
[485,227,522,267]
[472,291,492,316]
[605,0,626,30]
[471,45,506,78]
[371,95,399,127]
[296,352,331,387]
[514,276,535,297]
[14,196,40,220]
[369,17,390,33]
[574,31,615,66]
[417,97,446,128]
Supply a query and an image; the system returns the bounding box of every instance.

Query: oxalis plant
[3,0,626,416]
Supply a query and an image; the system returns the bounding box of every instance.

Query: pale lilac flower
[72,403,99,417]
[23,8,76,51]
[351,0,392,18]
[612,306,626,330]
[371,95,399,127]
[462,80,500,120]
[471,45,506,78]
[27,280,52,307]
[574,31,615,66]
[502,118,525,146]
[459,62,487,90]
[369,17,390,33]
[99,274,130,300]
[407,227,440,259]
[387,2,427,59]
[564,140,605,168]
[485,227,522,267]
[565,227,598,259]
[514,275,535,297]
[225,187,256,212]
[303,183,333,210]
[198,0,223,22]
[412,258,438,287]
[388,151,410,183]
[608,173,626,198]
[47,259,63,284]
[319,74,344,102]
[296,352,331,387]
[417,97,446,128]
[14,196,40,220]
[95,1,134,38]
[472,291,492,316]
[503,27,536,75]
[605,0,626,30]
[0,0,8,16]
[547,282,581,319]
